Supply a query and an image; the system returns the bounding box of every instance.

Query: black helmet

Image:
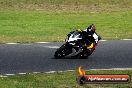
[87,24,96,32]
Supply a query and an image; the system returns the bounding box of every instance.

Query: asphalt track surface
[0,40,132,74]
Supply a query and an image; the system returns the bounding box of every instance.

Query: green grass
[0,10,132,43]
[0,0,132,43]
[0,70,132,88]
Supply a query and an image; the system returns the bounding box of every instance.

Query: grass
[0,70,132,88]
[0,10,132,43]
[0,0,131,43]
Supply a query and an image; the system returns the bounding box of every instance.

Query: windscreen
[71,31,82,38]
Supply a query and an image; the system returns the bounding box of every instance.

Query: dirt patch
[0,3,131,12]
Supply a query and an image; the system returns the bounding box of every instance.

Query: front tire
[54,44,71,59]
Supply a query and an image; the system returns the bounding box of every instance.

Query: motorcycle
[54,30,101,59]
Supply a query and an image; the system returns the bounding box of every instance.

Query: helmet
[87,24,96,32]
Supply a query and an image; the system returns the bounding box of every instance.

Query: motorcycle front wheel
[54,44,72,59]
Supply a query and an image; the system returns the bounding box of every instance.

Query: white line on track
[100,40,107,41]
[122,39,132,40]
[2,68,132,76]
[33,72,41,74]
[5,74,15,76]
[18,73,27,75]
[58,71,64,72]
[45,68,132,73]
[111,68,132,70]
[36,42,50,44]
[6,43,19,44]
[3,39,132,45]
[90,68,132,70]
[45,71,56,74]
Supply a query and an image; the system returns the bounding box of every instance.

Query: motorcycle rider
[83,24,99,44]
[77,24,100,51]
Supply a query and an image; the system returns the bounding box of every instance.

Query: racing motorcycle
[54,30,101,59]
